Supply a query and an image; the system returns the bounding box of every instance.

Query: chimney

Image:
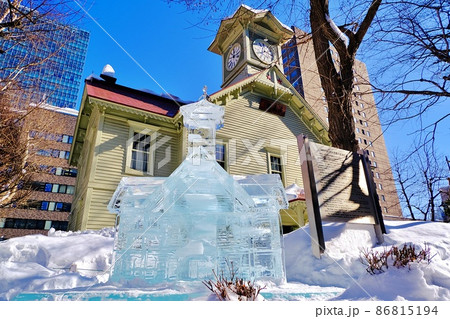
[100,64,117,84]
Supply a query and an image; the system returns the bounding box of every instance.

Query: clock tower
[208,5,293,88]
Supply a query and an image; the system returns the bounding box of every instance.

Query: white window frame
[215,139,228,171]
[266,150,286,186]
[125,121,160,176]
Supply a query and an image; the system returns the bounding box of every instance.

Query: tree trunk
[309,0,381,152]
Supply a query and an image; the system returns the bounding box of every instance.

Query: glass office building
[0,8,89,109]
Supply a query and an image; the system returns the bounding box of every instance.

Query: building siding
[70,112,181,230]
[218,93,319,187]
[94,117,128,186]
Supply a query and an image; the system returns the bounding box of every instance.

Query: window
[51,221,68,231]
[215,143,226,169]
[41,201,49,210]
[62,135,73,144]
[363,121,368,127]
[381,195,386,202]
[356,128,360,133]
[383,207,388,213]
[366,131,371,137]
[371,151,375,157]
[131,132,151,172]
[34,182,75,194]
[269,155,284,182]
[378,183,383,190]
[66,185,75,194]
[59,150,70,160]
[372,161,377,167]
[37,149,51,157]
[125,121,160,175]
[58,185,67,194]
[48,202,56,211]
[361,112,366,118]
[376,172,380,179]
[2,218,47,230]
[38,201,71,212]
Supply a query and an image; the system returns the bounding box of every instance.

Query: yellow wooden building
[69,5,329,231]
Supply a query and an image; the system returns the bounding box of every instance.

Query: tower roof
[208,4,293,55]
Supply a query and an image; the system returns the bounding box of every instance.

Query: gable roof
[209,65,330,145]
[208,4,293,55]
[69,76,189,166]
[85,76,183,118]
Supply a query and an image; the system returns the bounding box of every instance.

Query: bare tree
[392,145,447,221]
[0,93,30,208]
[362,0,449,151]
[0,0,82,207]
[391,153,417,220]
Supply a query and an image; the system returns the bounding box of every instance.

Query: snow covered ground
[0,220,449,302]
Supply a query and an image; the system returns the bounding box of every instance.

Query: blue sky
[73,0,449,162]
[76,1,222,102]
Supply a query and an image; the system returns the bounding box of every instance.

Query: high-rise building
[282,26,402,217]
[0,3,89,109]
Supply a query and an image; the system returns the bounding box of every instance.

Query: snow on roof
[29,102,79,116]
[101,64,115,78]
[224,4,291,32]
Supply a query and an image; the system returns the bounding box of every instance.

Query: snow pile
[0,228,114,300]
[0,220,449,301]
[284,221,450,300]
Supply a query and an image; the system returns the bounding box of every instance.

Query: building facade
[0,4,89,109]
[69,5,398,232]
[0,105,78,239]
[281,27,402,217]
[68,6,328,232]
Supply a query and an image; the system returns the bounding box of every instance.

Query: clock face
[226,43,241,71]
[252,39,275,64]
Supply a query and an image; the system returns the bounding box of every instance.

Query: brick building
[0,105,78,239]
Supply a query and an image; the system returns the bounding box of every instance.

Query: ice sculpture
[108,91,288,284]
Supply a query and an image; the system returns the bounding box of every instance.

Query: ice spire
[180,86,224,164]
